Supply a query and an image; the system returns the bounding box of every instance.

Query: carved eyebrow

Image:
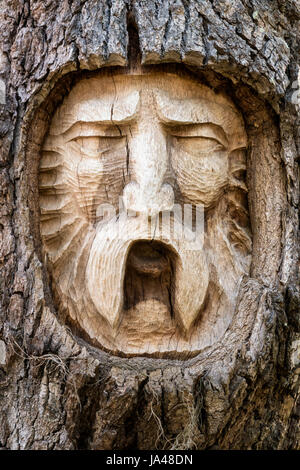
[49,90,140,136]
[63,122,127,142]
[155,91,234,125]
[155,91,247,150]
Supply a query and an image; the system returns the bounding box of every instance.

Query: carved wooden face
[39,71,250,357]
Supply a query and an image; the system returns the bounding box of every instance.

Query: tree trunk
[0,0,299,450]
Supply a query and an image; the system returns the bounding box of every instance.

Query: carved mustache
[86,212,209,333]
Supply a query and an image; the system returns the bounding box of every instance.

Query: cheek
[65,159,104,212]
[65,152,128,221]
[171,150,229,207]
[77,158,104,184]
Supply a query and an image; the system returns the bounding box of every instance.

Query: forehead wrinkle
[49,89,140,136]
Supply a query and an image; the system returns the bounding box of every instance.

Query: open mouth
[124,240,177,313]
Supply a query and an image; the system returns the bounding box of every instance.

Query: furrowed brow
[49,90,140,136]
[156,93,231,127]
[155,91,247,150]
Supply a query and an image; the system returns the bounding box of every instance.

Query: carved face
[39,71,250,357]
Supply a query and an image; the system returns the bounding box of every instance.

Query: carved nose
[122,125,174,216]
[123,181,174,216]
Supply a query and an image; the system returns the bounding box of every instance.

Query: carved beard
[39,155,251,357]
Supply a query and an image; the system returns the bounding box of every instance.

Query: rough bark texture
[0,0,299,450]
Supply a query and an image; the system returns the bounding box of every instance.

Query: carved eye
[70,136,124,157]
[173,137,225,157]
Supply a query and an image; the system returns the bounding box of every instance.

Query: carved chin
[85,215,209,336]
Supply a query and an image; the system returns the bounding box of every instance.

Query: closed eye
[69,136,124,157]
[172,136,226,156]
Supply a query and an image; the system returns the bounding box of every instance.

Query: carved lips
[86,212,209,333]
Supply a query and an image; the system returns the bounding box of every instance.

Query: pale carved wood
[39,70,250,357]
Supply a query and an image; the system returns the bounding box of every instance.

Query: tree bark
[0,0,299,450]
